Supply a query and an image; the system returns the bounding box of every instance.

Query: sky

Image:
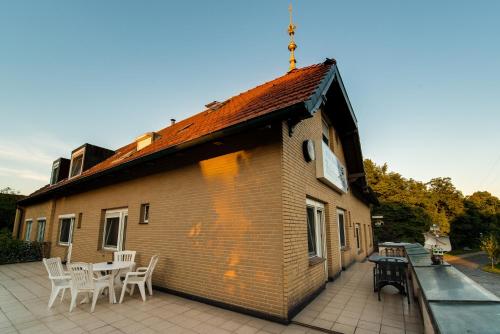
[0,0,499,197]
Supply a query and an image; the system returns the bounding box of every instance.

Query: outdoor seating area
[372,257,410,304]
[6,242,500,333]
[0,261,325,334]
[42,248,159,313]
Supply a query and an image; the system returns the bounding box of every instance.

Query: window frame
[306,198,325,259]
[69,148,85,179]
[102,208,128,251]
[36,217,46,242]
[24,219,33,241]
[141,204,150,224]
[58,214,75,246]
[337,208,346,248]
[51,161,60,185]
[355,223,361,251]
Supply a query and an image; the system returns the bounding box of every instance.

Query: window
[338,209,346,248]
[103,208,128,251]
[59,215,75,245]
[306,207,317,256]
[25,220,33,241]
[322,119,330,146]
[306,199,325,258]
[69,148,85,178]
[140,204,150,224]
[355,223,361,251]
[369,226,373,246]
[37,218,46,242]
[51,161,60,185]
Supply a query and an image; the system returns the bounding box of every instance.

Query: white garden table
[92,261,134,304]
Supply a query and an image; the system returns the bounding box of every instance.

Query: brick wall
[21,128,287,318]
[18,113,373,320]
[281,109,372,314]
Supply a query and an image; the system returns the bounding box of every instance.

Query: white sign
[316,141,348,193]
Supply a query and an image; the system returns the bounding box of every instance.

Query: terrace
[292,261,422,334]
[0,259,423,334]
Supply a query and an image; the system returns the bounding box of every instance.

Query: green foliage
[365,159,499,248]
[451,193,500,249]
[426,177,464,234]
[0,230,47,264]
[372,202,432,244]
[480,234,499,269]
[0,187,24,231]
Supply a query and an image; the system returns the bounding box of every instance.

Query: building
[13,58,377,322]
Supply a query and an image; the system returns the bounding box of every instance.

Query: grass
[481,263,500,275]
[447,248,480,256]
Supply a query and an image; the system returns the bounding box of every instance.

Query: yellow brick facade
[17,112,373,321]
[281,110,373,315]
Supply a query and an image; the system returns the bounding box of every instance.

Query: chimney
[170,118,176,126]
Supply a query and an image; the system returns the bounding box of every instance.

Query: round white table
[93,261,134,304]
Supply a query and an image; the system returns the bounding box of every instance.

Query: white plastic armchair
[43,257,71,308]
[67,262,111,312]
[114,250,136,281]
[119,255,159,303]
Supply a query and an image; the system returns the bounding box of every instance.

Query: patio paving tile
[291,261,424,333]
[1,260,424,334]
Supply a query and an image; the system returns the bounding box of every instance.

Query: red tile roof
[26,60,336,199]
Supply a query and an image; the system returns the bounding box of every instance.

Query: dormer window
[50,161,60,185]
[50,158,70,185]
[69,148,85,178]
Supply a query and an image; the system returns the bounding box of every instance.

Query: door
[337,209,346,268]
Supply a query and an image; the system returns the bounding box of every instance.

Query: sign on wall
[316,141,349,193]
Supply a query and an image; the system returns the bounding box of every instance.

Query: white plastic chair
[43,257,71,308]
[67,262,111,312]
[114,250,136,281]
[119,255,159,303]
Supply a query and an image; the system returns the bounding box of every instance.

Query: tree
[427,177,464,234]
[480,234,499,269]
[365,160,436,243]
[372,202,432,244]
[467,191,500,216]
[364,159,499,248]
[450,192,500,249]
[0,188,24,232]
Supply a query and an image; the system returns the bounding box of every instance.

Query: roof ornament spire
[287,3,297,72]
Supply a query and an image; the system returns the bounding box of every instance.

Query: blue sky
[0,0,499,197]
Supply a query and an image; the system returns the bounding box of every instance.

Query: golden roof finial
[288,3,297,72]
